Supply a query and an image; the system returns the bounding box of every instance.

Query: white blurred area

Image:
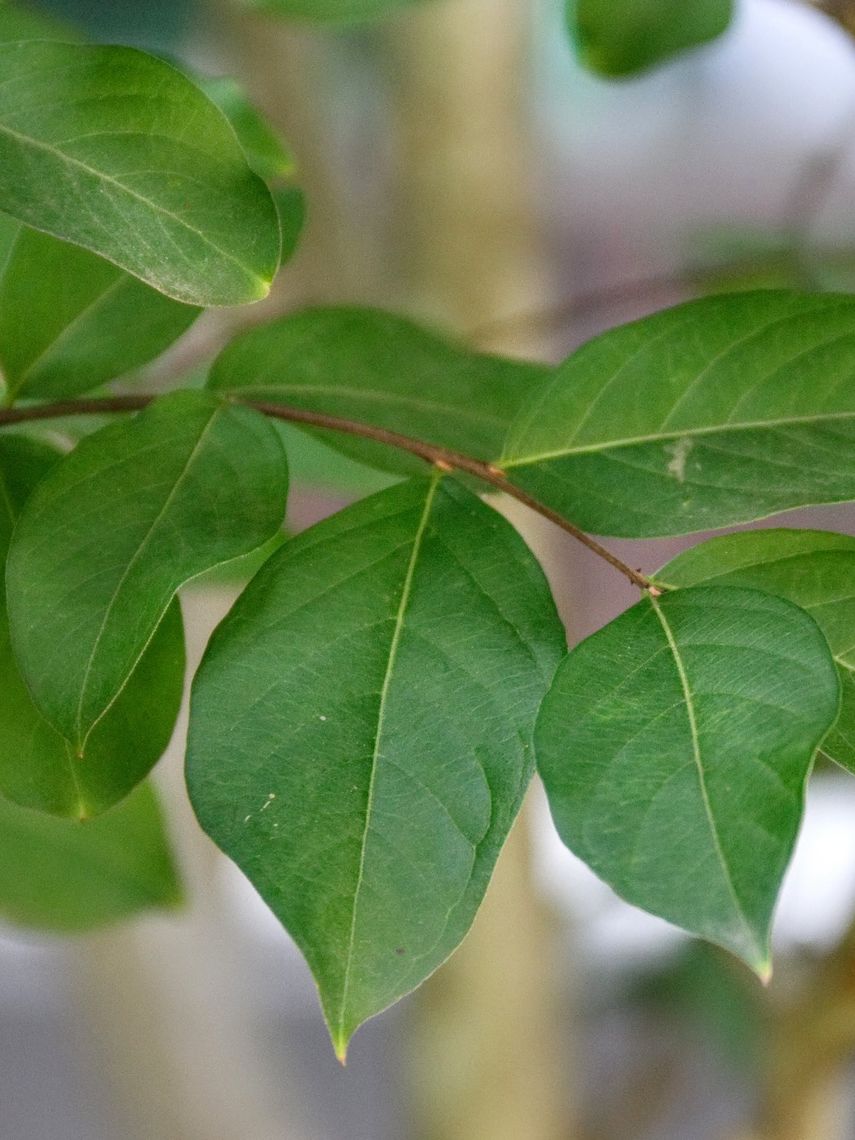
[5,1,855,1138]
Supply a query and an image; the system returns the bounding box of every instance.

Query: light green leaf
[657,530,855,775]
[571,0,734,77]
[273,186,306,265]
[537,586,840,974]
[209,307,549,475]
[186,475,565,1057]
[0,41,280,305]
[0,782,181,932]
[238,0,423,23]
[502,292,855,537]
[7,390,287,751]
[0,220,199,402]
[0,434,185,818]
[199,76,296,183]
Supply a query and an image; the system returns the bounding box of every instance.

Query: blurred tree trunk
[389,4,576,1139]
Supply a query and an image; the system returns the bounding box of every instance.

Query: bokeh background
[5,1,855,1137]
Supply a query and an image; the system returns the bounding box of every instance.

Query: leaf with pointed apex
[7,390,287,752]
[238,0,423,22]
[537,586,840,974]
[186,476,565,1057]
[0,41,280,306]
[658,531,855,775]
[571,0,733,77]
[209,306,548,475]
[0,434,186,818]
[501,292,855,537]
[0,221,199,402]
[0,782,181,932]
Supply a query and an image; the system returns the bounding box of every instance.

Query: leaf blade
[209,306,549,475]
[502,292,855,536]
[186,476,565,1054]
[0,41,280,305]
[536,585,840,971]
[6,391,287,749]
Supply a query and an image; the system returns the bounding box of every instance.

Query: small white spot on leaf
[665,437,693,483]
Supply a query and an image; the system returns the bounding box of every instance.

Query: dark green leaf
[7,390,287,751]
[0,41,280,305]
[571,0,734,77]
[658,530,855,775]
[0,434,185,818]
[0,220,199,401]
[537,586,840,974]
[502,292,855,537]
[0,782,181,932]
[187,475,565,1057]
[209,307,549,475]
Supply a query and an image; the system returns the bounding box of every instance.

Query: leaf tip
[332,1032,350,1066]
[755,957,773,987]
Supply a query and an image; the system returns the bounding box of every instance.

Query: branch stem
[0,394,655,592]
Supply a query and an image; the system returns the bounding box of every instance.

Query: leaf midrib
[502,408,855,468]
[0,120,267,292]
[649,594,758,956]
[73,405,221,746]
[336,473,441,1044]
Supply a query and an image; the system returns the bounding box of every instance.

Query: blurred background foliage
[5,1,855,1138]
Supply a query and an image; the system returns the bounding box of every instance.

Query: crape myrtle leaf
[0,782,181,932]
[0,433,185,817]
[0,220,199,401]
[209,306,549,476]
[0,41,280,306]
[238,0,424,23]
[501,292,855,537]
[571,0,733,78]
[198,76,296,183]
[186,475,565,1057]
[537,586,840,975]
[7,390,287,752]
[658,530,855,774]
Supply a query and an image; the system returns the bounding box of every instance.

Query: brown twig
[0,394,656,593]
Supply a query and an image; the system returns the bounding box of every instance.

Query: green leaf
[0,782,181,932]
[0,41,280,305]
[501,292,855,537]
[657,530,855,775]
[237,0,424,23]
[571,0,734,77]
[0,434,185,817]
[198,76,296,183]
[537,586,840,974]
[273,186,306,265]
[7,390,287,751]
[0,220,199,402]
[186,475,565,1057]
[209,307,549,475]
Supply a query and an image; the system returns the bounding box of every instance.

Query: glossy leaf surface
[572,0,733,77]
[0,782,181,931]
[187,476,565,1056]
[502,292,855,536]
[7,391,287,751]
[0,221,199,401]
[659,531,855,774]
[209,306,548,475]
[537,586,839,973]
[0,41,280,305]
